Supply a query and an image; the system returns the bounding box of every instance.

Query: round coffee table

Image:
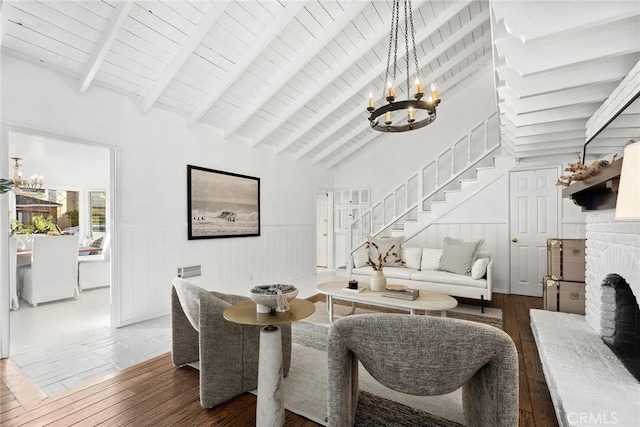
[316,281,458,323]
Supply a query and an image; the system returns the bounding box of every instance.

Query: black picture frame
[187,165,260,239]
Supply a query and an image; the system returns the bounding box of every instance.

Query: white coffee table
[316,281,458,323]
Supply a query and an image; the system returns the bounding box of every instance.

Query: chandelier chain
[383,0,396,99]
[408,0,420,83]
[392,0,400,86]
[404,2,410,96]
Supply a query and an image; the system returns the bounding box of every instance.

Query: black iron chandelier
[367,0,441,132]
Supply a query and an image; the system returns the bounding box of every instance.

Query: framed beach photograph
[187,165,260,239]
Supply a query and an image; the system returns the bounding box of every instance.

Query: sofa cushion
[367,236,404,267]
[352,266,417,280]
[402,247,422,270]
[410,270,487,289]
[439,237,483,275]
[420,248,442,271]
[381,267,417,280]
[471,258,490,279]
[353,246,369,268]
[353,266,375,275]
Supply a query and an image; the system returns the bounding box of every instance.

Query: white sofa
[348,247,493,312]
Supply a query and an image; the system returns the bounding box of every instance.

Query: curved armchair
[327,314,518,427]
[20,235,79,307]
[171,278,292,408]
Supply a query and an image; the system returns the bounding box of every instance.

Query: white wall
[8,131,109,190]
[2,55,332,326]
[333,66,498,201]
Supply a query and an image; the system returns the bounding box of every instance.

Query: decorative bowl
[249,284,298,313]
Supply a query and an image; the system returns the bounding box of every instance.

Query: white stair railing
[349,113,499,252]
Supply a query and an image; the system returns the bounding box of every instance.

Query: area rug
[274,301,503,426]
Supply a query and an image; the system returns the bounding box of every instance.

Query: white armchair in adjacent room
[20,235,80,307]
[78,233,111,290]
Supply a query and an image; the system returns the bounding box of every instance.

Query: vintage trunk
[547,238,586,282]
[542,275,586,315]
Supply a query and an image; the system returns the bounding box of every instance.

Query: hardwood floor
[1,294,558,426]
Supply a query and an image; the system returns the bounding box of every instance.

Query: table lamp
[615,141,640,220]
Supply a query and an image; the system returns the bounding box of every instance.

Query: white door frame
[0,124,118,358]
[508,165,562,296]
[316,189,334,270]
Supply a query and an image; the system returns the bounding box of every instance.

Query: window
[89,191,106,234]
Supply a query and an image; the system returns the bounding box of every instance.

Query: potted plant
[0,178,14,194]
[12,215,61,238]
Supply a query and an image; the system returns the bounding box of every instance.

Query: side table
[223,298,315,427]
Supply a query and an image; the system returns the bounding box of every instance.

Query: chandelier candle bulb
[408,107,415,122]
[415,78,423,95]
[430,83,439,102]
[368,92,374,109]
[385,111,392,124]
[387,81,395,98]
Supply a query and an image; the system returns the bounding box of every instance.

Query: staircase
[349,113,517,253]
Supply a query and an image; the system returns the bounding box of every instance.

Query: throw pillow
[420,248,443,271]
[352,245,369,268]
[471,258,490,279]
[366,236,405,268]
[438,237,484,275]
[402,247,422,270]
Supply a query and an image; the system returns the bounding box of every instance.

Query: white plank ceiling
[1,0,638,167]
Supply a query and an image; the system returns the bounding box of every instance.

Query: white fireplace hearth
[531,210,640,427]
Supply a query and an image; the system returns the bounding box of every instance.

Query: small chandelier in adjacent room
[11,157,44,191]
[367,0,441,132]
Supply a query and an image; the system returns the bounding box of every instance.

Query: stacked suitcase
[543,239,586,315]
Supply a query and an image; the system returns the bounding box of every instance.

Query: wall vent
[177,265,201,278]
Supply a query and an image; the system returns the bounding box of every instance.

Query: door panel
[316,193,328,268]
[510,168,559,296]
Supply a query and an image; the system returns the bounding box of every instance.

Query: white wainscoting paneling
[116,223,315,326]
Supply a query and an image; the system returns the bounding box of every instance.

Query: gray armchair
[327,314,518,427]
[171,278,292,408]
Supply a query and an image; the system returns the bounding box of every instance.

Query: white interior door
[316,192,329,267]
[509,168,559,296]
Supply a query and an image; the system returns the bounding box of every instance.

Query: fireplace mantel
[562,158,623,211]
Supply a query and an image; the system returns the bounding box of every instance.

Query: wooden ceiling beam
[493,1,639,44]
[140,2,230,113]
[496,54,639,98]
[78,1,133,94]
[497,81,618,114]
[297,18,490,162]
[186,1,307,127]
[222,1,369,137]
[252,1,471,149]
[494,16,640,77]
[324,131,386,169]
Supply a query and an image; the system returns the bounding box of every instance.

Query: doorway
[2,128,115,361]
[509,168,560,296]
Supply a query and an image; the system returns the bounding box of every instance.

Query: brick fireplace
[585,211,640,335]
[531,209,640,426]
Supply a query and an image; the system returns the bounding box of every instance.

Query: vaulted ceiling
[1,1,638,168]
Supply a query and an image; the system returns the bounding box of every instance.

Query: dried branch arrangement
[365,240,403,271]
[556,155,612,186]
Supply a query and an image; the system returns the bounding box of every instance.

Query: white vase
[370,270,387,292]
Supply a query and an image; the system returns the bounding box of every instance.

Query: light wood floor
[1,294,558,426]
